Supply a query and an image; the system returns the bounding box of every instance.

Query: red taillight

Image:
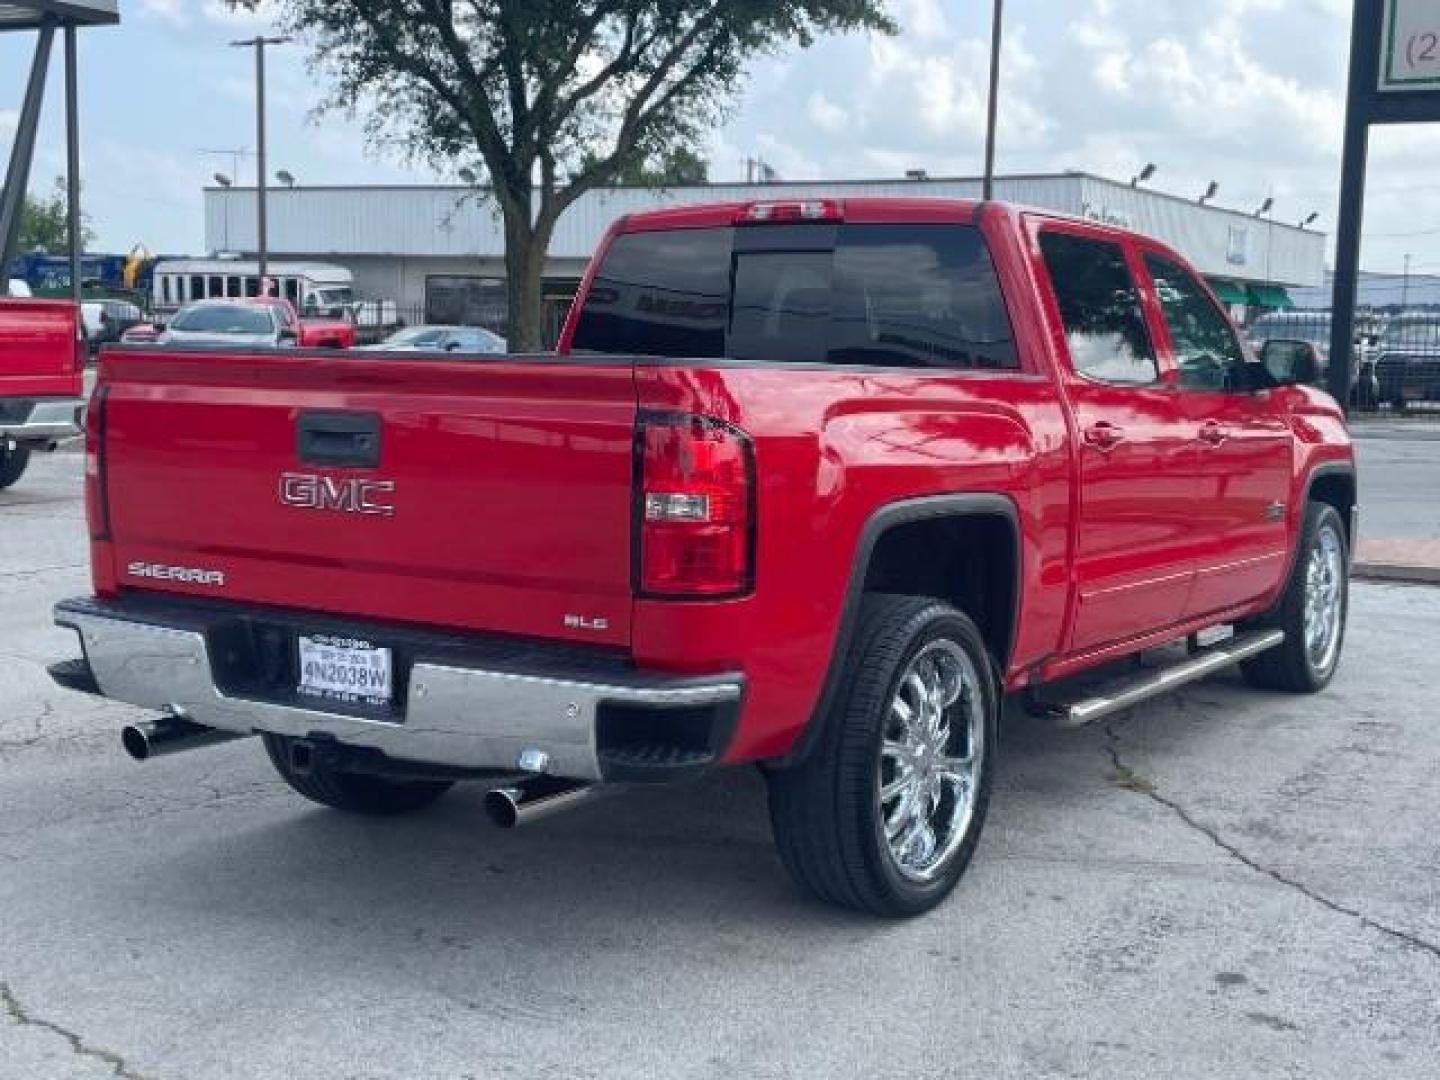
[84,384,110,541]
[737,199,842,224]
[73,319,87,374]
[637,414,754,598]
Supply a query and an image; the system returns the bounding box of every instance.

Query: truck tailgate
[100,349,637,647]
[0,298,83,399]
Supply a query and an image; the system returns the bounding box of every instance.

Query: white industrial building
[204,171,1327,339]
[1289,269,1440,311]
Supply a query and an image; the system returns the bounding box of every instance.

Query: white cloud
[891,0,950,41]
[806,92,849,136]
[140,1,278,31]
[202,0,279,28]
[138,0,189,26]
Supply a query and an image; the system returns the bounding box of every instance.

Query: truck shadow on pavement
[98,676,1257,950]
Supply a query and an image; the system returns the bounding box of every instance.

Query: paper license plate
[297,634,393,705]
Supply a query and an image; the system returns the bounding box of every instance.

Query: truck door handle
[1198,421,1229,447]
[1083,421,1124,450]
[296,411,382,468]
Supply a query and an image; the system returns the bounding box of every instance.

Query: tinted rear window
[830,225,1016,369]
[572,228,731,357]
[730,248,833,364]
[571,222,1017,370]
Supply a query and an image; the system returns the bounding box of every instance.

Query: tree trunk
[502,208,549,353]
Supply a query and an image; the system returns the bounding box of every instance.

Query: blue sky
[3,0,1440,273]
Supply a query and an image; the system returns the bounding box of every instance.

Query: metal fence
[358,300,568,349]
[1246,308,1440,414]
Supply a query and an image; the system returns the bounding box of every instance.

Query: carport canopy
[0,0,118,301]
[1248,284,1295,310]
[0,1,116,31]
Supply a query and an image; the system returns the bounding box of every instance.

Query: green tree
[229,1,894,349]
[17,176,95,255]
[582,146,710,186]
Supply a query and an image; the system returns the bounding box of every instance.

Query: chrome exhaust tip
[483,786,528,829]
[121,714,248,762]
[483,778,607,829]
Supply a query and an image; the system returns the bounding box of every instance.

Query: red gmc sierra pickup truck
[51,199,1355,916]
[0,297,86,488]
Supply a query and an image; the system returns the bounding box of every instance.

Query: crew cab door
[1138,250,1292,617]
[1033,224,1199,654]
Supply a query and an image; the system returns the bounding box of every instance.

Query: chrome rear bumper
[0,398,83,443]
[54,597,743,782]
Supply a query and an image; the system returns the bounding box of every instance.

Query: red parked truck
[247,297,357,350]
[51,199,1355,916]
[0,297,86,488]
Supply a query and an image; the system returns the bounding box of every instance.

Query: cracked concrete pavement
[2,451,1439,1079]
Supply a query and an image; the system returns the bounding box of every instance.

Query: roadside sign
[1332,0,1440,414]
[1381,0,1440,90]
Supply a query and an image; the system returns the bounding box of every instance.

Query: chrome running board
[1053,628,1285,728]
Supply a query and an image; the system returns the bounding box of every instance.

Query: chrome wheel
[878,639,984,883]
[1303,523,1345,673]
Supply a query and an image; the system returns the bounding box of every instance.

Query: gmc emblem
[279,472,396,516]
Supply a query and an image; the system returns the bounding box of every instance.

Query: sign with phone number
[1382,0,1440,90]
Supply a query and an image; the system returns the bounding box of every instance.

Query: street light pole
[230,36,289,293]
[983,0,1003,200]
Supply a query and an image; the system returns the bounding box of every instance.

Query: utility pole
[983,0,1003,200]
[229,36,289,292]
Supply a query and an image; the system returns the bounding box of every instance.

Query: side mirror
[277,328,298,346]
[445,340,462,352]
[1260,339,1321,386]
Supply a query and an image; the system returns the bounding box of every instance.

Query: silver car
[356,325,507,354]
[159,301,295,349]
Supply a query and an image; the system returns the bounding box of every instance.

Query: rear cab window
[572,219,1018,371]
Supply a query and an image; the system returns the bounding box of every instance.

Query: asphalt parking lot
[2,451,1438,1080]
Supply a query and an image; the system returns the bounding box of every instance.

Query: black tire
[766,595,998,917]
[262,733,453,815]
[1240,502,1348,693]
[0,444,31,490]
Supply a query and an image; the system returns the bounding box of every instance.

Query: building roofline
[1075,170,1324,239]
[205,169,1324,240]
[203,170,1083,196]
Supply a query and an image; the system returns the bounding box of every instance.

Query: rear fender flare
[773,493,1021,769]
